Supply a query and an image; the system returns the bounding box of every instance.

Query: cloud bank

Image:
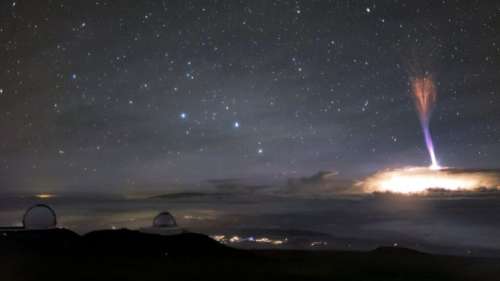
[357,167,500,194]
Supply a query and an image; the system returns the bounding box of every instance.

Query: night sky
[1,0,499,192]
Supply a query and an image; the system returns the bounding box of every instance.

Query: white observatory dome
[23,204,57,230]
[139,211,182,236]
[153,212,177,227]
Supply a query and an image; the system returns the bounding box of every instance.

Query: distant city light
[211,234,287,246]
[310,241,328,247]
[35,193,55,199]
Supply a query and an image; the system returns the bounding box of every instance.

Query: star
[233,121,240,128]
[180,112,187,119]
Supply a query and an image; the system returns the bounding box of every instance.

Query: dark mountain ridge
[1,228,499,281]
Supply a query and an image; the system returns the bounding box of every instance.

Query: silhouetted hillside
[0,229,79,254]
[370,246,427,256]
[1,229,500,281]
[81,229,242,256]
[0,228,241,257]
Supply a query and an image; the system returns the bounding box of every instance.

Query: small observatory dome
[153,212,177,228]
[139,211,183,236]
[23,204,57,230]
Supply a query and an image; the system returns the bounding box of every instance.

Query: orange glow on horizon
[35,193,55,199]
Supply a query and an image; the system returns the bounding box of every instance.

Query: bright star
[180,112,187,119]
[234,121,240,128]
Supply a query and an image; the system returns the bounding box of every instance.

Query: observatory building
[139,211,183,236]
[23,204,57,230]
[0,204,57,231]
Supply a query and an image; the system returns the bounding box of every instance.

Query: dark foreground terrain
[1,229,499,281]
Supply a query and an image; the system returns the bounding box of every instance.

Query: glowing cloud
[357,166,500,194]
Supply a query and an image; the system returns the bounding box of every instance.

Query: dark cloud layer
[2,192,500,256]
[277,171,354,197]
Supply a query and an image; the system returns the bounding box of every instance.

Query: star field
[0,0,499,192]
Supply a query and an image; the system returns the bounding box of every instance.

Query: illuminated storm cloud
[357,166,500,194]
